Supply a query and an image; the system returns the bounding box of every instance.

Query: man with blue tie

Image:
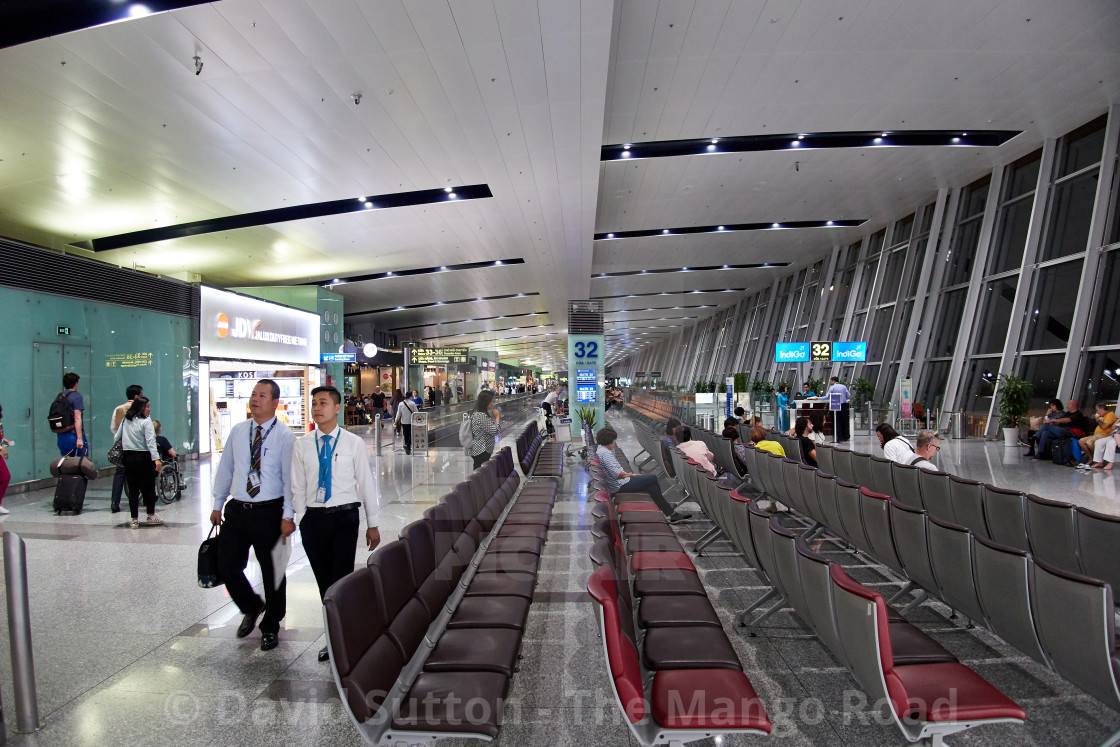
[210,379,297,651]
[292,385,381,662]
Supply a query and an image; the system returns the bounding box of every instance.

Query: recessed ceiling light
[448,192,457,199]
[951,137,960,143]
[364,201,373,208]
[128,4,151,17]
[771,223,780,228]
[706,144,716,151]
[881,132,888,137]
[717,226,725,230]
[444,186,453,192]
[791,140,801,147]
[873,137,882,144]
[662,229,670,234]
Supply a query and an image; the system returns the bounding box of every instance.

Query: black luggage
[1051,438,1073,466]
[54,475,87,514]
[197,526,223,588]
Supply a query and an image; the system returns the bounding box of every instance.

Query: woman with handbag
[0,401,12,516]
[465,390,500,470]
[113,396,163,528]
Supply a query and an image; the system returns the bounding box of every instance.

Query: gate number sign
[811,341,831,361]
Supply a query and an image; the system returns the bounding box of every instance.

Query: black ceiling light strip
[388,310,548,332]
[0,0,211,50]
[604,305,710,313]
[345,291,540,318]
[595,219,863,241]
[420,324,555,342]
[602,130,1021,161]
[75,184,493,252]
[306,258,523,287]
[592,262,789,278]
[593,288,748,300]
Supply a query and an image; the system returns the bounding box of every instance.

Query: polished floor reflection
[0,412,1116,745]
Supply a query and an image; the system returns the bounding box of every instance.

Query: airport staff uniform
[292,425,378,600]
[212,417,296,637]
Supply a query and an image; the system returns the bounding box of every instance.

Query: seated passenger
[1028,398,1077,458]
[794,416,817,468]
[908,429,942,471]
[596,427,689,523]
[723,416,741,436]
[676,426,718,477]
[876,423,916,464]
[1088,426,1119,471]
[1077,401,1116,463]
[749,425,786,457]
[660,418,681,477]
[733,406,746,424]
[723,426,749,474]
[808,411,827,444]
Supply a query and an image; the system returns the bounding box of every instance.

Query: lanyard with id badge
[315,431,340,504]
[247,420,278,494]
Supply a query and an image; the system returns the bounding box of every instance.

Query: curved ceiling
[1,0,1118,372]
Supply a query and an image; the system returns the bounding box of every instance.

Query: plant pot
[1002,427,1019,447]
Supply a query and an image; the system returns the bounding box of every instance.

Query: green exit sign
[57,326,70,336]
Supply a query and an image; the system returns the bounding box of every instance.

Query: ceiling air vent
[568,300,603,335]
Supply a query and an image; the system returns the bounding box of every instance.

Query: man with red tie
[211,379,297,651]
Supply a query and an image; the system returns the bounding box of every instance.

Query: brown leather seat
[642,626,744,671]
[425,628,523,676]
[496,523,548,539]
[486,536,544,555]
[638,594,723,628]
[392,672,509,737]
[465,572,536,599]
[447,595,532,631]
[632,569,708,597]
[477,551,540,574]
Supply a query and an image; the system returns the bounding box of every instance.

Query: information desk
[789,399,835,437]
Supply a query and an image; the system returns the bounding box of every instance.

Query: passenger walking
[0,401,12,515]
[595,427,689,523]
[390,389,404,435]
[465,390,500,470]
[50,372,87,457]
[210,379,296,652]
[114,396,164,529]
[292,386,381,662]
[395,392,420,455]
[109,384,143,513]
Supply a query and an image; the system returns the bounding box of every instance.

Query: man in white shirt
[109,384,143,513]
[825,377,851,442]
[210,380,297,652]
[907,430,941,471]
[540,387,558,418]
[292,385,381,662]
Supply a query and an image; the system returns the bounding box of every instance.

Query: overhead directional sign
[408,346,470,365]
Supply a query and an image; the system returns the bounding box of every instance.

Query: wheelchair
[156,459,185,504]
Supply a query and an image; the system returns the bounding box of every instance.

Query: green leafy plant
[694,380,712,393]
[807,377,826,396]
[734,372,749,393]
[996,373,1034,428]
[574,405,598,432]
[851,378,875,410]
[752,379,775,397]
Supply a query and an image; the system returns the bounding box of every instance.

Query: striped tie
[246,424,262,497]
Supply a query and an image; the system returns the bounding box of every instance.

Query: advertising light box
[774,342,810,363]
[200,286,320,364]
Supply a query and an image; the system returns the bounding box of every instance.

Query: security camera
[351,93,361,105]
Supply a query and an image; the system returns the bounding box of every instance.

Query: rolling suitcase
[54,474,87,514]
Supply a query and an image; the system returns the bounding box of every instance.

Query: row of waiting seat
[678,439,1120,742]
[516,419,563,478]
[625,393,676,423]
[584,454,773,745]
[323,447,558,744]
[665,450,1029,744]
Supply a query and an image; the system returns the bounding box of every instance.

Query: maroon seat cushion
[638,594,722,628]
[424,628,522,676]
[625,534,684,554]
[621,522,678,537]
[392,671,509,737]
[893,662,1027,722]
[619,512,670,525]
[630,551,696,572]
[447,595,532,631]
[642,627,743,671]
[616,502,662,513]
[632,569,707,597]
[652,669,772,732]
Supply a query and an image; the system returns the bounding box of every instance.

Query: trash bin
[950,411,966,439]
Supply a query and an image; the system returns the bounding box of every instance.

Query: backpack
[459,414,474,454]
[48,391,75,433]
[1051,438,1073,466]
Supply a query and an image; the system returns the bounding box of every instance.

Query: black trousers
[541,402,553,418]
[401,423,412,453]
[300,506,360,601]
[111,464,134,508]
[836,403,851,442]
[472,451,492,470]
[122,451,157,519]
[218,499,286,634]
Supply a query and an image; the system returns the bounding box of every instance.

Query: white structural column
[940,168,1006,420]
[1058,105,1120,397]
[985,139,1059,432]
[831,235,870,380]
[746,283,782,381]
[910,189,960,417]
[897,190,950,380]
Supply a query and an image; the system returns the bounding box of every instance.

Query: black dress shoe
[317,646,329,662]
[236,601,265,638]
[260,633,279,651]
[110,503,121,513]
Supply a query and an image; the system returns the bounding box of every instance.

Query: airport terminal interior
[1,1,1120,745]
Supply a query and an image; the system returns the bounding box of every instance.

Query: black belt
[230,497,283,509]
[310,502,361,515]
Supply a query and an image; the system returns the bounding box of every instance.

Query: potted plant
[996,373,1033,447]
[574,405,598,433]
[807,377,826,397]
[694,379,714,404]
[752,379,775,411]
[851,378,875,411]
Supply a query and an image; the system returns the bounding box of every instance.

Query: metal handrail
[3,532,39,735]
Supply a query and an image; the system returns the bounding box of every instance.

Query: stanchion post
[3,532,40,733]
[374,413,382,454]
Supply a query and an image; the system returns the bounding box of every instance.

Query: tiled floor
[0,410,1117,745]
